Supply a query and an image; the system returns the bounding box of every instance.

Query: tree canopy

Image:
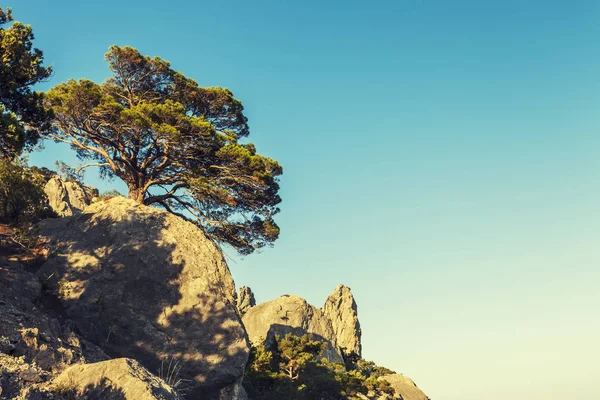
[46,45,282,254]
[0,7,52,159]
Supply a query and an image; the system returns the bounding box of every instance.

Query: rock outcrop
[0,355,179,400]
[36,197,249,399]
[237,286,256,315]
[380,374,430,400]
[44,176,98,217]
[241,284,361,363]
[51,358,180,400]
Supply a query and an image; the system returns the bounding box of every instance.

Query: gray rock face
[36,197,249,399]
[379,374,430,400]
[44,176,98,217]
[237,286,256,315]
[241,285,361,363]
[322,284,362,357]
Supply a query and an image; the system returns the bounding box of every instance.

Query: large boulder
[36,197,249,399]
[44,176,98,217]
[241,285,361,363]
[51,358,179,400]
[379,374,429,400]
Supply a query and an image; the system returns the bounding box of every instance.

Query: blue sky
[12,1,600,398]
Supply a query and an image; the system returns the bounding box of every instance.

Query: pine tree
[46,46,282,254]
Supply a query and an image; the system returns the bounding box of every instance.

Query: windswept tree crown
[46,45,282,255]
[0,7,53,159]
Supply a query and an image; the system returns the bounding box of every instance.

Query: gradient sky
[11,1,600,399]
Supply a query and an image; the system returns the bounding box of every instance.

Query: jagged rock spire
[322,284,362,358]
[237,286,256,315]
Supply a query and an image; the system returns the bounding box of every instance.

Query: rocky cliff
[241,284,361,363]
[44,176,98,217]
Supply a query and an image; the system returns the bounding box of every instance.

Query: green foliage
[244,333,398,400]
[354,359,396,379]
[0,7,52,159]
[46,45,282,254]
[0,159,50,225]
[249,341,273,373]
[98,189,123,200]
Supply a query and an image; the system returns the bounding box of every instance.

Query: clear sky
[12,1,600,398]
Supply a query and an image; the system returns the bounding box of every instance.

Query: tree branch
[155,200,189,220]
[144,182,189,205]
[48,130,124,176]
[75,162,111,172]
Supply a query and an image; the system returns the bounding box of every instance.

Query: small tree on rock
[46,46,282,254]
[275,333,326,381]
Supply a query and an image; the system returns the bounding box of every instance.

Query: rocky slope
[241,284,361,363]
[0,225,112,399]
[1,194,430,400]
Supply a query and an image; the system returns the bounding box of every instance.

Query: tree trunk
[127,186,146,204]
